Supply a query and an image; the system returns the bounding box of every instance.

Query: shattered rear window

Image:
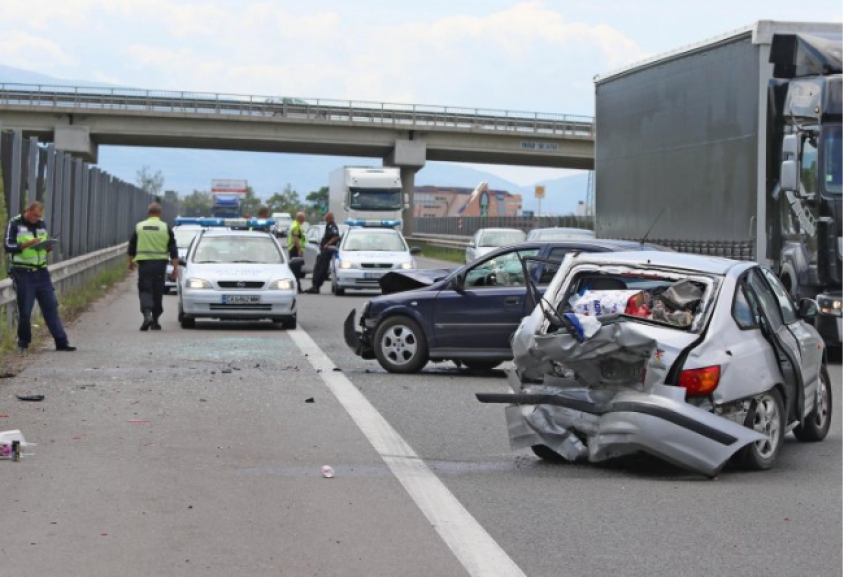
[553,265,719,333]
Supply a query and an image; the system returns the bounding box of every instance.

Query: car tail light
[679,365,720,396]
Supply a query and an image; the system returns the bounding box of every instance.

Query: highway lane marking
[289,328,526,577]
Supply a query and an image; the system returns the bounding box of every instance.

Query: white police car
[330,227,420,295]
[177,219,298,329]
[165,223,204,294]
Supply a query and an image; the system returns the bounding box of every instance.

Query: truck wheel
[793,366,832,442]
[735,389,785,470]
[280,315,297,330]
[373,316,428,373]
[778,262,798,298]
[332,280,345,296]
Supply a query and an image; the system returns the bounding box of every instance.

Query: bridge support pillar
[384,138,426,236]
[54,124,98,163]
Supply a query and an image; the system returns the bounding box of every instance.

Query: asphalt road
[0,256,840,577]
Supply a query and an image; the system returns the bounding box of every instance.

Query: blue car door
[432,248,537,352]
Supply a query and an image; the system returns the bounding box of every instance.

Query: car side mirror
[450,274,465,290]
[178,258,186,267]
[797,298,819,322]
[289,257,304,267]
[410,246,422,255]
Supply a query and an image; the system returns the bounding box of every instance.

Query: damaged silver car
[478,252,832,477]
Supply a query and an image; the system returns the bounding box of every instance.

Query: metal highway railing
[0,83,595,137]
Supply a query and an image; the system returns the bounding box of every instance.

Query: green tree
[266,183,302,214]
[306,186,329,216]
[136,165,165,198]
[239,186,263,217]
[181,190,212,217]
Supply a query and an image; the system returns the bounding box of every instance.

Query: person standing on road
[287,212,306,258]
[287,212,307,293]
[4,201,77,353]
[128,202,178,331]
[305,212,340,294]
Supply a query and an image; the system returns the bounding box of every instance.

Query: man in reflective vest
[3,201,76,353]
[287,211,306,293]
[128,203,178,331]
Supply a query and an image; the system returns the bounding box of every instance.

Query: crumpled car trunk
[479,310,763,477]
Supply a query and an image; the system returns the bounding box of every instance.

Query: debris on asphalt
[16,395,45,402]
[305,397,315,403]
[221,369,232,374]
[321,465,335,478]
[1,430,34,460]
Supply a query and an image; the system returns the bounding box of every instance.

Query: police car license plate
[363,272,384,279]
[222,295,261,304]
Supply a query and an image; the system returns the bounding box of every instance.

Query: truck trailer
[594,20,842,346]
[328,167,405,229]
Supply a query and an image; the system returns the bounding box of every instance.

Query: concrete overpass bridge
[0,83,595,232]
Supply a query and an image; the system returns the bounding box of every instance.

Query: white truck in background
[328,167,405,229]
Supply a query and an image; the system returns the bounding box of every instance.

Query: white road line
[289,328,526,577]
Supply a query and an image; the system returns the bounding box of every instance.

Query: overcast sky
[1,0,840,184]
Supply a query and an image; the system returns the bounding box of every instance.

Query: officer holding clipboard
[3,201,76,353]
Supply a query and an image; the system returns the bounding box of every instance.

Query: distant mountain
[1,65,589,215]
[0,64,118,88]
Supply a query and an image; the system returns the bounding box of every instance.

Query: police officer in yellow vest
[3,201,76,353]
[128,203,178,331]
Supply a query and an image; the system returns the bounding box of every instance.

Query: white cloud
[468,164,583,187]
[0,1,645,112]
[0,31,78,70]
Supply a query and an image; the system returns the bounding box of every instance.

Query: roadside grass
[0,263,128,372]
[411,242,465,264]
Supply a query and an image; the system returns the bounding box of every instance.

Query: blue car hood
[378,268,455,294]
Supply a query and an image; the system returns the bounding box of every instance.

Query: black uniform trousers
[137,260,168,320]
[311,248,333,290]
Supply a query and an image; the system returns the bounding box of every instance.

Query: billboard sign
[211,179,248,196]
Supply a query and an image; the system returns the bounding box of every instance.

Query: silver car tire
[178,304,195,329]
[793,366,833,442]
[736,389,785,470]
[531,445,569,462]
[373,316,429,374]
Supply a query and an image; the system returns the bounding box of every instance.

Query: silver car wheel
[814,371,830,429]
[752,393,782,459]
[379,324,418,366]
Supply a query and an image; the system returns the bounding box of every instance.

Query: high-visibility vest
[288,220,303,251]
[10,215,49,269]
[134,217,170,261]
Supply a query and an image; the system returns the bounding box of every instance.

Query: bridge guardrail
[406,234,470,250]
[0,84,595,138]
